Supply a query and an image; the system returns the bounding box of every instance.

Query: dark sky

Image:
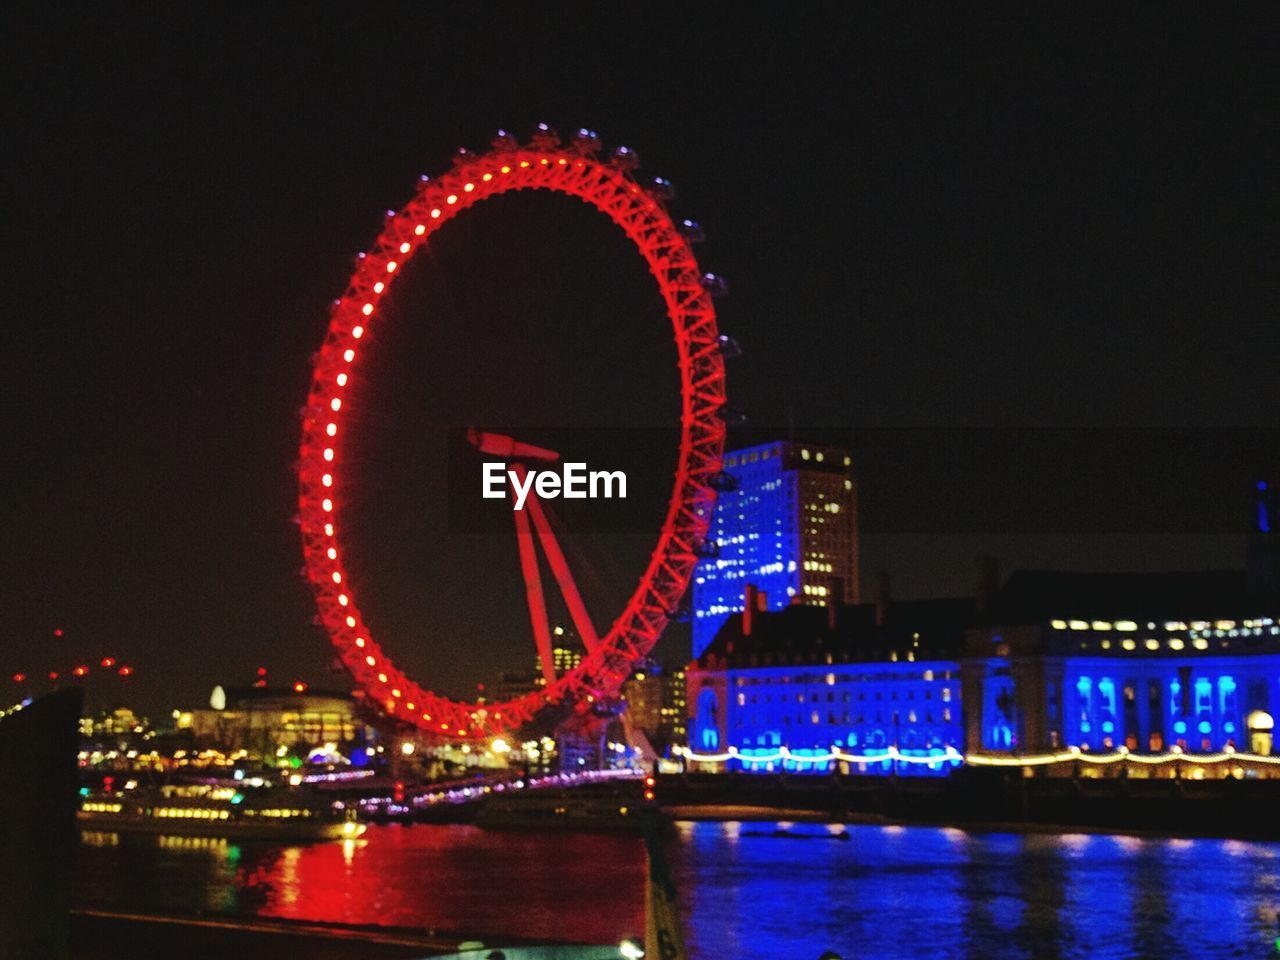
[2,6,1274,714]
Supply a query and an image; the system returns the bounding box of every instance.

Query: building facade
[686,565,1280,779]
[692,441,860,657]
[687,594,971,776]
[965,571,1280,769]
[189,685,374,757]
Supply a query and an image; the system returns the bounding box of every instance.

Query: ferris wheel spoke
[523,484,601,653]
[510,466,558,686]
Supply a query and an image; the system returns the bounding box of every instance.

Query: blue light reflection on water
[669,822,1280,960]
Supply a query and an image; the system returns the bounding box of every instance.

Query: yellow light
[414,224,425,235]
[399,242,410,253]
[463,183,475,192]
[385,261,397,273]
[430,208,441,218]
[361,303,373,316]
[446,195,457,204]
[401,742,415,755]
[352,326,363,339]
[491,738,511,754]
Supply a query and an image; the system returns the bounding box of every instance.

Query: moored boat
[78,781,366,842]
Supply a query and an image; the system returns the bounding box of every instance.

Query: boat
[77,780,366,842]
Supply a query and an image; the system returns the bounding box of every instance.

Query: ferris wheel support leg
[524,492,601,653]
[511,464,558,685]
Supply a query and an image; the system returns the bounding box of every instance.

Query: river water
[74,821,1280,959]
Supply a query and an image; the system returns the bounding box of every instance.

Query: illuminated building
[965,570,1280,771]
[662,664,688,743]
[692,441,859,658]
[686,498,1280,778]
[622,660,689,751]
[189,685,375,756]
[527,625,584,683]
[688,591,972,775]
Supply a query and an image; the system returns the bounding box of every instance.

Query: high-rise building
[523,625,584,684]
[692,441,860,657]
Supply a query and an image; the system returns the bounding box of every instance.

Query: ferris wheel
[298,126,727,739]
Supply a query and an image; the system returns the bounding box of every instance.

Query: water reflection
[74,823,1280,959]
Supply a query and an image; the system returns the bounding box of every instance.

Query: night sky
[3,6,1274,713]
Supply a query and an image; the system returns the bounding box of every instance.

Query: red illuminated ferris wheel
[298,127,727,739]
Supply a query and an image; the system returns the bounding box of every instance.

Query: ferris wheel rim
[298,136,726,739]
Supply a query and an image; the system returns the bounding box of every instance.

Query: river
[74,821,1280,959]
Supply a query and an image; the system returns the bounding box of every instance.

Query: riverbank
[70,909,552,960]
[656,768,1280,840]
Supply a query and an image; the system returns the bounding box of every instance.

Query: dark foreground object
[659,768,1280,838]
[0,689,82,960]
[70,909,556,960]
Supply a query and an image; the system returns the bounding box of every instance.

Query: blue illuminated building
[688,594,973,775]
[687,560,1280,777]
[691,441,860,658]
[965,570,1280,763]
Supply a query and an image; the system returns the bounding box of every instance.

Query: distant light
[401,742,415,756]
[293,681,307,693]
[117,666,133,677]
[620,939,645,959]
[100,657,115,668]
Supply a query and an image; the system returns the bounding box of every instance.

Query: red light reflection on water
[242,824,645,943]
